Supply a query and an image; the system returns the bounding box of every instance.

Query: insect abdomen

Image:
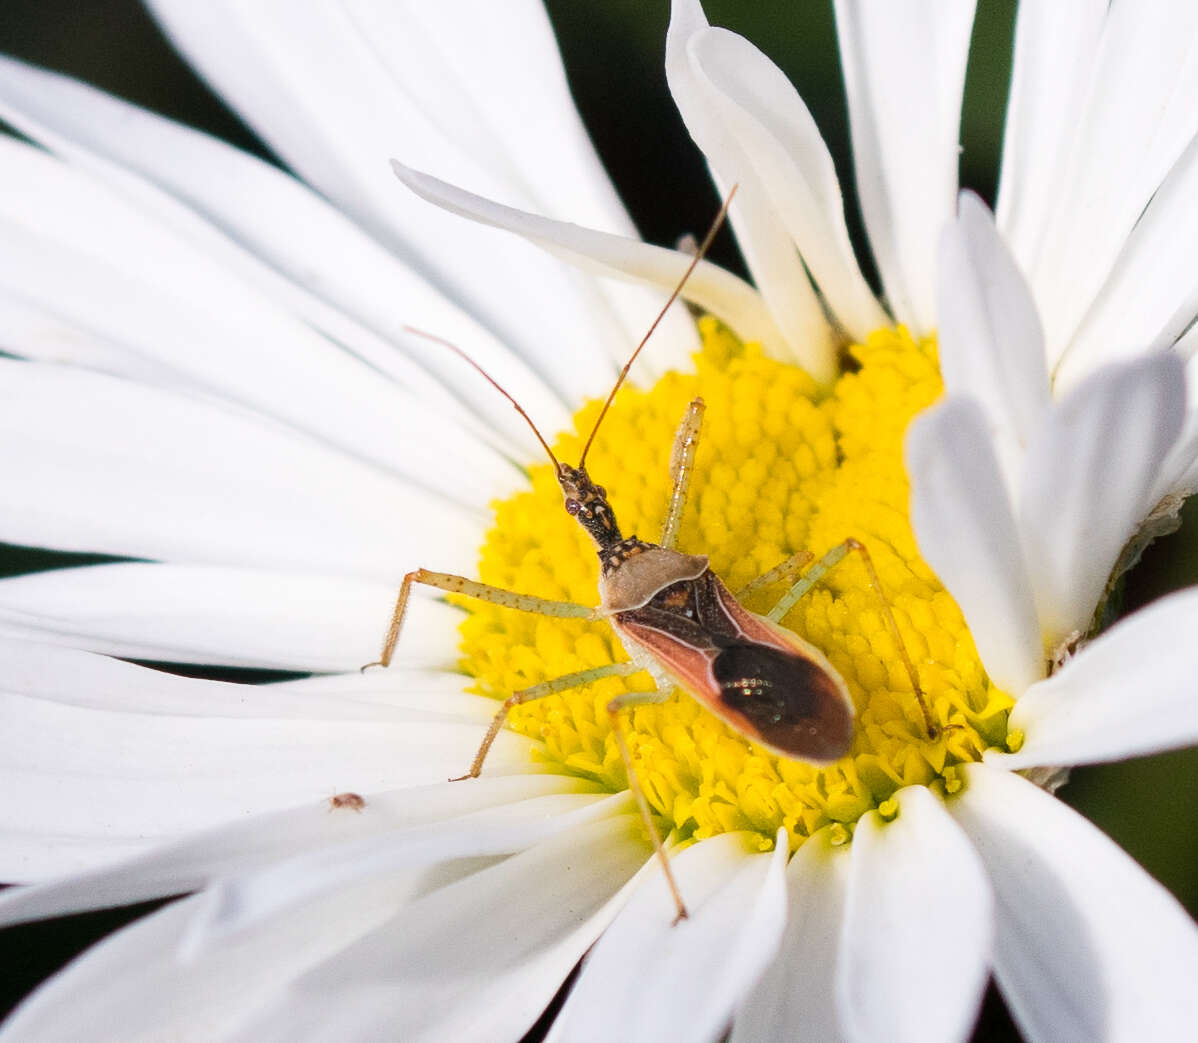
[711,642,853,763]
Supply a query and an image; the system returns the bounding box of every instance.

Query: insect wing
[613,573,854,764]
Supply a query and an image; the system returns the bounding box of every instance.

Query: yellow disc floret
[458,318,1013,852]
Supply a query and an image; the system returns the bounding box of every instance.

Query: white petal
[905,398,1044,694]
[666,0,837,381]
[937,192,1050,491]
[392,159,785,372]
[0,360,485,578]
[834,0,975,333]
[0,892,370,1042]
[0,776,589,928]
[687,27,889,341]
[995,588,1198,769]
[1154,393,1198,500]
[0,640,531,877]
[0,135,522,500]
[553,831,788,1043]
[1027,2,1198,365]
[182,791,629,958]
[244,814,653,1043]
[1019,352,1185,646]
[730,829,851,1043]
[0,57,574,459]
[995,0,1106,278]
[142,0,651,388]
[0,563,460,672]
[838,786,992,1043]
[951,763,1198,1043]
[1061,133,1198,389]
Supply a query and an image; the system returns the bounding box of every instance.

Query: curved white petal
[686,26,888,342]
[666,0,836,381]
[1154,392,1198,500]
[937,192,1050,492]
[905,397,1044,695]
[951,763,1198,1043]
[1027,3,1198,366]
[243,814,652,1043]
[995,0,1106,278]
[0,640,531,878]
[1061,133,1198,389]
[183,790,628,958]
[0,887,397,1043]
[393,160,780,373]
[838,786,992,1043]
[0,57,577,458]
[0,776,589,928]
[995,588,1198,769]
[730,829,850,1043]
[552,831,787,1043]
[0,360,486,578]
[833,0,975,333]
[0,134,529,495]
[0,563,460,672]
[142,0,651,387]
[1019,352,1185,646]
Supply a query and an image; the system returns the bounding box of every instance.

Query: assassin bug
[368,190,936,921]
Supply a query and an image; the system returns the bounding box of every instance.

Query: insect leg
[767,539,938,739]
[453,661,645,781]
[607,687,689,924]
[660,398,706,550]
[364,569,598,670]
[734,549,815,600]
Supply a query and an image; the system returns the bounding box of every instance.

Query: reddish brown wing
[611,571,853,763]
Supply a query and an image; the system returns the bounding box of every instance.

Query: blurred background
[2,2,1196,1040]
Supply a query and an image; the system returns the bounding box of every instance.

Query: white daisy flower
[0,2,1196,1042]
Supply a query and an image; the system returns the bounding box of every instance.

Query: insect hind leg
[606,686,688,924]
[766,539,938,740]
[454,661,645,781]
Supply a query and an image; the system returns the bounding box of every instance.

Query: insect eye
[564,498,582,515]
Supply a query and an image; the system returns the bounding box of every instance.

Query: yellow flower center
[459,319,1013,852]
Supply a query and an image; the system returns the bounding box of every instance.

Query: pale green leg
[660,398,706,550]
[365,568,598,670]
[605,685,689,924]
[764,539,937,738]
[453,661,644,781]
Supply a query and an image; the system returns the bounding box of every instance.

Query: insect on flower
[367,189,935,921]
[327,792,366,813]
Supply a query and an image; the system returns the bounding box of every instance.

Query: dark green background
[2,3,1196,1040]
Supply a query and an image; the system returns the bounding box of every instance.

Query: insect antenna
[578,184,738,468]
[401,326,561,471]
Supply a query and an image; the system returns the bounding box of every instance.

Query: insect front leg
[660,398,706,550]
[455,661,646,781]
[364,569,599,670]
[766,539,938,739]
[606,686,689,924]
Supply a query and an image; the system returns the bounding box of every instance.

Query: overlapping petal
[951,764,1198,1042]
[833,0,975,333]
[936,192,1050,492]
[838,787,992,1043]
[549,831,787,1043]
[1018,352,1185,646]
[906,397,1044,695]
[666,0,835,380]
[141,0,679,384]
[997,587,1198,769]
